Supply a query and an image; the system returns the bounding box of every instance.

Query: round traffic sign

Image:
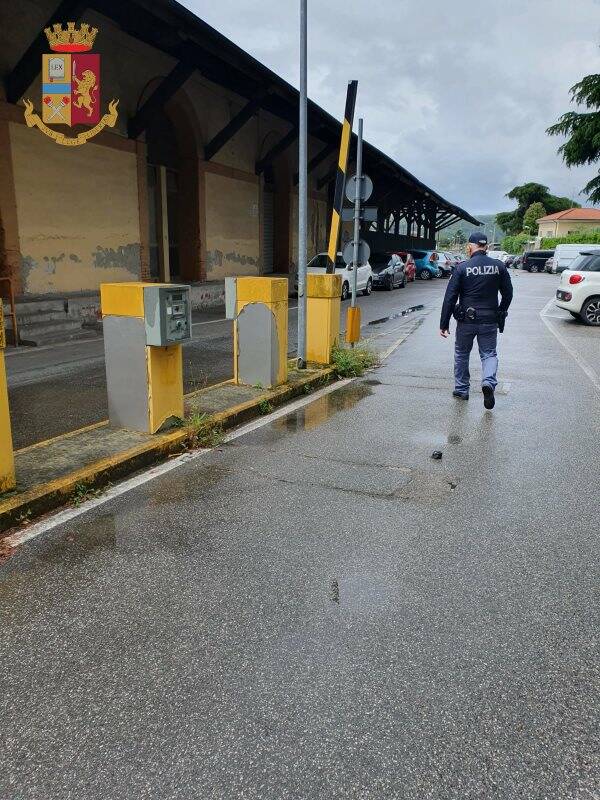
[345,173,373,203]
[342,239,371,267]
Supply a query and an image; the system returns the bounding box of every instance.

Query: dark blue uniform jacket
[440,252,514,330]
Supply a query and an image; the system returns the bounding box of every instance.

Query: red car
[397,251,416,282]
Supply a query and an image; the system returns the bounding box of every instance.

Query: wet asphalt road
[1,271,599,799]
[6,280,433,450]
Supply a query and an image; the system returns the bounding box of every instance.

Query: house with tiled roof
[536,208,600,240]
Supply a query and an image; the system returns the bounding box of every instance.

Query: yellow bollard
[101,282,191,434]
[234,277,288,387]
[345,305,361,345]
[0,305,15,493]
[306,273,342,364]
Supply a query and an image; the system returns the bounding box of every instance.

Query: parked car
[398,252,416,282]
[301,252,373,301]
[555,250,600,325]
[512,255,523,269]
[370,252,406,290]
[522,249,554,273]
[437,252,455,278]
[504,255,515,268]
[545,257,555,273]
[411,249,439,280]
[488,250,509,262]
[552,243,600,273]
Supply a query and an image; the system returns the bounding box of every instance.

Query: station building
[0,0,478,343]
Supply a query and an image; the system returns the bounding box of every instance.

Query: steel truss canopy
[5,0,480,236]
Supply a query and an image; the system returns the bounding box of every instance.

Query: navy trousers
[454,322,498,395]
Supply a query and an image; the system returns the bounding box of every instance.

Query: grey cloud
[186,0,600,214]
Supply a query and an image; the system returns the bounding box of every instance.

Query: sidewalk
[0,310,427,532]
[5,282,438,450]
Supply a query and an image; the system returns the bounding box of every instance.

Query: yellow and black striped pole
[326,80,358,273]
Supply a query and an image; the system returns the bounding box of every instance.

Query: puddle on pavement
[368,304,424,326]
[147,464,232,508]
[274,382,374,434]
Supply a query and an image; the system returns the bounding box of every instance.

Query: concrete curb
[0,367,336,535]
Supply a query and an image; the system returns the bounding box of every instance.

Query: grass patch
[331,344,379,378]
[184,412,224,449]
[72,482,104,506]
[258,399,274,415]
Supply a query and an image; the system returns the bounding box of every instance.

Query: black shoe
[482,384,495,409]
[452,391,469,400]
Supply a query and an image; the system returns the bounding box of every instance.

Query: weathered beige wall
[289,194,328,269]
[10,123,140,294]
[539,219,600,239]
[204,171,260,279]
[556,220,599,236]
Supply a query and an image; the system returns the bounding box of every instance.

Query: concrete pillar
[232,277,288,387]
[0,119,22,293]
[306,273,341,364]
[135,141,151,281]
[157,166,171,282]
[0,307,15,493]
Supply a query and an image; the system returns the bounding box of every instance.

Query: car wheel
[419,269,431,280]
[363,278,373,296]
[530,263,539,273]
[581,297,600,326]
[341,281,350,301]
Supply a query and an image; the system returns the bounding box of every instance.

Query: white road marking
[4,376,352,549]
[540,299,600,393]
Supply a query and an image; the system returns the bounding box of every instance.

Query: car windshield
[308,254,328,269]
[570,254,600,272]
[370,254,393,273]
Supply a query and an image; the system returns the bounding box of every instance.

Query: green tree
[496,182,577,235]
[454,229,466,245]
[547,72,600,203]
[522,202,547,235]
[501,233,530,254]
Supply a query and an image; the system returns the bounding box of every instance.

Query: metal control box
[144,285,192,346]
[100,282,189,434]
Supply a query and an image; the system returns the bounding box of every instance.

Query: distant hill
[439,214,506,244]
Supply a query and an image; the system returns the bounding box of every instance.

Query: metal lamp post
[297,0,308,368]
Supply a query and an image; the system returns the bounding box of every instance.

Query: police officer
[440,233,513,409]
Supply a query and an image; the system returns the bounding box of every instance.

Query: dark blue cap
[468,232,488,245]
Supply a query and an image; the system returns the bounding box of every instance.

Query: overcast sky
[184,0,600,215]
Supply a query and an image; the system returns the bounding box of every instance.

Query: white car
[553,243,600,274]
[555,250,600,326]
[488,250,509,262]
[305,252,373,301]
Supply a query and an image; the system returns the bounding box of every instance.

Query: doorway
[146,111,181,282]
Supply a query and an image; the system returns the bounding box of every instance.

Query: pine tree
[547,73,600,203]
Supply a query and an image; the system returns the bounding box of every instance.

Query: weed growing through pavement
[185,412,224,449]
[72,482,104,506]
[331,344,379,378]
[16,508,32,525]
[258,399,274,415]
